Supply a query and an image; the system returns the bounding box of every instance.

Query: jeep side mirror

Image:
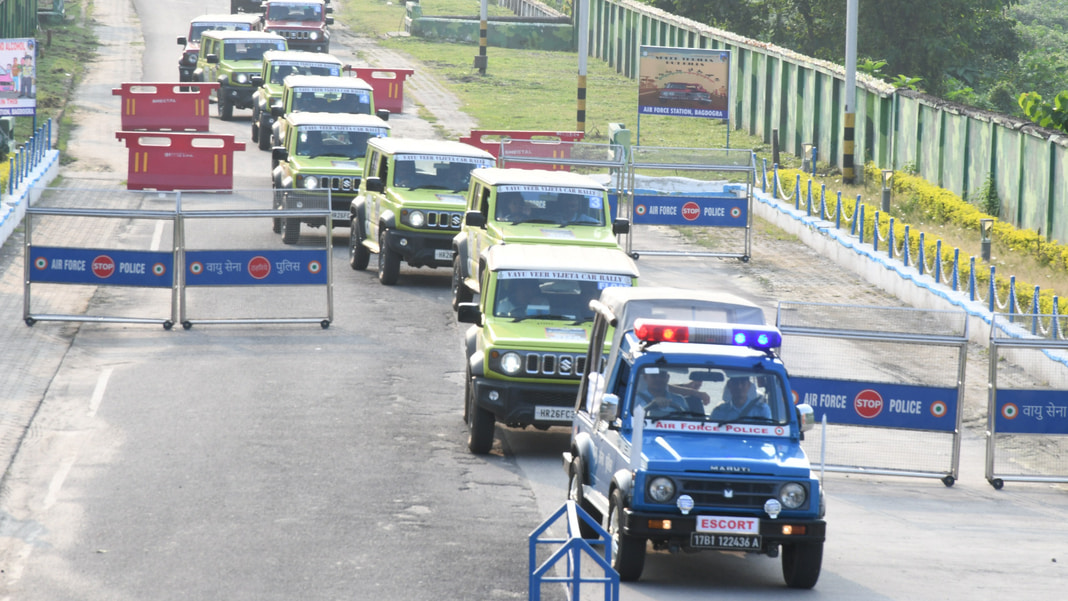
[177,36,187,46]
[612,218,630,235]
[271,105,284,118]
[326,17,335,25]
[364,177,384,193]
[375,108,390,122]
[272,147,288,163]
[598,394,620,422]
[456,303,481,325]
[206,54,219,64]
[465,211,486,228]
[251,74,264,87]
[796,403,814,433]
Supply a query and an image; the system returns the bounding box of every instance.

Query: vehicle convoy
[451,168,630,309]
[456,244,640,454]
[177,13,264,83]
[348,138,496,285]
[271,112,391,243]
[269,75,378,147]
[564,287,825,588]
[262,0,333,53]
[250,50,344,150]
[193,30,287,120]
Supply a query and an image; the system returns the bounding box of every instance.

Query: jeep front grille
[423,211,463,231]
[316,176,359,193]
[522,353,585,378]
[679,479,791,510]
[275,29,317,41]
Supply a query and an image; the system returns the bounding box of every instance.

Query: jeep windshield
[223,40,286,61]
[633,365,789,427]
[292,90,372,114]
[494,187,606,226]
[190,23,252,41]
[391,157,491,192]
[270,63,340,84]
[297,128,385,159]
[267,4,323,21]
[493,272,633,323]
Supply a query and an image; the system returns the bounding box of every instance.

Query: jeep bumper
[622,506,826,551]
[383,229,456,269]
[470,376,577,428]
[220,84,256,109]
[280,191,355,228]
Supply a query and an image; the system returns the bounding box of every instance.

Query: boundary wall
[582,0,1068,244]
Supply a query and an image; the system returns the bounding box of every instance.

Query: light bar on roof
[633,319,782,351]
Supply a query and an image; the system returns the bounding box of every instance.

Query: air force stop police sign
[631,194,747,227]
[30,247,173,287]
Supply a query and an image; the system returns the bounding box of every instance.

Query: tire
[465,367,495,454]
[451,255,472,311]
[568,458,599,539]
[257,114,272,150]
[781,542,823,589]
[218,96,233,121]
[281,218,300,244]
[377,228,400,285]
[349,221,369,270]
[250,114,259,143]
[272,186,283,233]
[609,488,645,581]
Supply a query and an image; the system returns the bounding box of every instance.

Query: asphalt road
[1,1,1067,600]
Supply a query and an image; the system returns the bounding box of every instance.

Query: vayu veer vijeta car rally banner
[638,46,730,121]
[0,39,37,116]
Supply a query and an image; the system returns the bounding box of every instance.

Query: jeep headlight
[309,31,320,40]
[234,73,249,84]
[779,482,806,509]
[302,176,319,189]
[498,352,522,375]
[186,53,198,65]
[647,477,676,503]
[407,210,426,228]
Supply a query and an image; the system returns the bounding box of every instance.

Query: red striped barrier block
[115,131,245,191]
[458,130,585,171]
[345,67,414,113]
[112,82,219,131]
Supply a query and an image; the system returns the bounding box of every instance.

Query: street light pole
[576,0,589,132]
[843,0,857,183]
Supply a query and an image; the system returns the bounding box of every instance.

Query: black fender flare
[464,326,484,377]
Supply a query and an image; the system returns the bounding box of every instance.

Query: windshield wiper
[512,313,574,322]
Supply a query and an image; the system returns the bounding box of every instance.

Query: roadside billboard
[638,46,730,121]
[0,38,36,116]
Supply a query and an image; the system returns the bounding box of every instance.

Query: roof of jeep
[190,14,264,26]
[283,74,372,91]
[596,286,766,326]
[262,50,343,66]
[285,112,390,129]
[469,167,606,190]
[366,138,496,160]
[484,244,639,277]
[201,30,287,42]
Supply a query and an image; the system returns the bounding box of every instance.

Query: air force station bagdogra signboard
[638,46,730,121]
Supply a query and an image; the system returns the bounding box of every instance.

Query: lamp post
[881,169,893,212]
[843,0,858,183]
[980,218,994,262]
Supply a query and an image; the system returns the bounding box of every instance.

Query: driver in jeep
[711,376,772,421]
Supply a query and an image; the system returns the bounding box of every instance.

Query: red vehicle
[177,13,264,82]
[262,0,333,54]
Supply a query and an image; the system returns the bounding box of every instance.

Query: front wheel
[568,458,599,539]
[781,541,823,589]
[451,256,472,311]
[257,114,272,150]
[609,488,645,581]
[281,217,300,244]
[377,228,400,285]
[465,369,494,454]
[349,221,369,270]
[218,96,233,121]
[250,113,259,143]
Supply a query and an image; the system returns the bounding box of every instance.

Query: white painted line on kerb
[151,219,165,252]
[88,367,113,418]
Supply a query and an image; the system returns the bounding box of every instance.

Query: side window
[377,154,390,180]
[468,183,482,211]
[578,316,609,412]
[480,187,491,216]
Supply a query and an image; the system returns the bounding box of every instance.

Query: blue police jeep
[564,287,825,588]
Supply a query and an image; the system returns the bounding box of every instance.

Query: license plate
[690,533,761,550]
[535,406,574,421]
[331,211,349,221]
[434,249,454,261]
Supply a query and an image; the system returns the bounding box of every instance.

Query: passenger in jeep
[496,280,548,318]
[711,376,772,421]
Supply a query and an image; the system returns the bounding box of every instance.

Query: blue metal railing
[529,501,618,601]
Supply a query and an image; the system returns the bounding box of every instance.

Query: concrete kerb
[0,149,62,249]
[751,188,997,347]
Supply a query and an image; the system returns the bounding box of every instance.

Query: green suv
[348,138,496,285]
[456,243,639,454]
[451,167,630,309]
[250,50,344,150]
[194,30,287,120]
[271,112,391,244]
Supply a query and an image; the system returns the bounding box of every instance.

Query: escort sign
[993,389,1068,434]
[30,247,173,287]
[631,194,747,227]
[790,376,957,431]
[185,250,328,286]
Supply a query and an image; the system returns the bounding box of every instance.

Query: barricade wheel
[24,317,35,326]
[182,321,193,330]
[281,218,300,244]
[941,475,955,487]
[377,228,400,285]
[163,321,173,330]
[320,320,330,329]
[990,478,1004,490]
